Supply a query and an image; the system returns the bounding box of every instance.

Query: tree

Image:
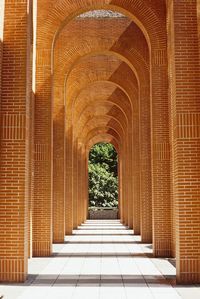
[88,143,118,207]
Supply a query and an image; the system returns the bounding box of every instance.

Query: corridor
[1,220,200,299]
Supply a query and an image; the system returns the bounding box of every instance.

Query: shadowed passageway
[1,221,200,299]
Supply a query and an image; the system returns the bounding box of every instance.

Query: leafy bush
[88,143,118,207]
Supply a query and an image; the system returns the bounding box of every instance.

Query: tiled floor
[0,220,200,299]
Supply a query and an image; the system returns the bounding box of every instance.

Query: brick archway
[0,0,199,285]
[36,0,170,276]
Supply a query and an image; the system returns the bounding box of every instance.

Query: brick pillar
[65,125,73,234]
[85,151,89,221]
[118,156,123,221]
[77,142,82,226]
[125,146,129,226]
[81,145,85,223]
[140,86,152,242]
[124,149,128,225]
[33,49,52,256]
[81,145,86,223]
[127,133,133,228]
[0,0,30,282]
[0,0,4,93]
[29,91,34,258]
[27,2,34,258]
[121,151,125,224]
[198,1,200,47]
[77,144,82,225]
[123,147,128,226]
[168,0,200,284]
[151,49,171,257]
[73,138,78,229]
[168,7,176,258]
[118,155,121,220]
[133,114,140,234]
[53,89,65,243]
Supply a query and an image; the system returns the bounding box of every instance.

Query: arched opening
[88,142,119,220]
[53,7,144,238]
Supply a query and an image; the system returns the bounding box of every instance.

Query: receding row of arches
[0,0,199,284]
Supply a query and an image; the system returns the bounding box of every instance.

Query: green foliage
[88,143,118,207]
[89,142,118,176]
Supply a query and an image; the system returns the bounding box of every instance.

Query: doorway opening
[88,142,119,219]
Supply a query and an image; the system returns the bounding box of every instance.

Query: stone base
[89,209,118,219]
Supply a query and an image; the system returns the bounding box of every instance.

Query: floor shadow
[71,233,134,236]
[52,252,153,258]
[167,258,176,268]
[64,241,144,244]
[0,274,177,287]
[79,229,129,231]
[144,244,152,249]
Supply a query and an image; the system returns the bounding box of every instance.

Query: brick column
[198,2,200,47]
[118,156,123,221]
[27,3,34,258]
[0,0,30,281]
[122,147,128,226]
[73,138,78,229]
[151,49,171,257]
[80,145,86,223]
[132,114,140,234]
[28,91,34,258]
[168,0,200,284]
[33,49,52,256]
[85,151,89,221]
[118,155,121,220]
[140,86,152,242]
[65,125,73,234]
[77,142,82,226]
[120,151,126,224]
[77,144,82,225]
[127,133,133,229]
[0,0,4,93]
[53,89,65,242]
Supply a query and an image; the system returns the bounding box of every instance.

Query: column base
[0,258,27,282]
[124,221,128,227]
[65,222,73,235]
[128,223,133,229]
[153,239,172,257]
[133,228,140,235]
[176,259,200,284]
[171,241,176,258]
[141,232,152,243]
[53,234,65,244]
[128,213,133,229]
[65,229,73,235]
[32,241,52,257]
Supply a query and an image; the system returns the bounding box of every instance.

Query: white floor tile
[0,220,198,299]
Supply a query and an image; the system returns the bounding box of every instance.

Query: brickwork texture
[0,0,199,284]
